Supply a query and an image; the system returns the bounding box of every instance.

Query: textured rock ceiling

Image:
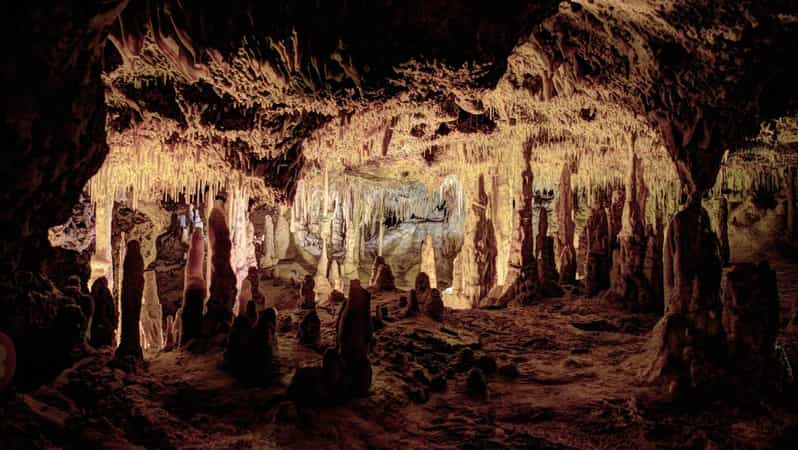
[98,0,798,203]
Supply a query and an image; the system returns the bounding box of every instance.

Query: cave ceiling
[99,0,798,203]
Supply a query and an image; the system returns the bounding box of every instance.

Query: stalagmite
[473,175,498,306]
[90,193,114,288]
[420,234,438,289]
[141,271,163,351]
[181,228,205,345]
[116,240,145,360]
[717,196,730,265]
[335,279,373,396]
[205,194,237,337]
[608,189,625,251]
[260,214,277,268]
[164,316,175,351]
[300,275,316,309]
[328,260,343,292]
[369,256,396,291]
[610,152,658,311]
[247,267,266,311]
[274,207,290,260]
[536,208,559,291]
[585,202,611,296]
[721,262,780,387]
[90,277,117,348]
[425,288,444,322]
[314,238,333,301]
[556,163,576,285]
[237,279,253,317]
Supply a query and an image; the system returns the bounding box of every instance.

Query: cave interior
[2,1,798,449]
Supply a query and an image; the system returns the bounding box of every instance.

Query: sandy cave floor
[4,248,798,449]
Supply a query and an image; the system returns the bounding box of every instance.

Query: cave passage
[2,2,798,449]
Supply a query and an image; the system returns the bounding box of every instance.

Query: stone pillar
[90,193,114,288]
[274,206,290,260]
[473,175,498,305]
[611,152,657,311]
[420,234,438,289]
[205,196,236,336]
[89,276,117,348]
[141,270,163,351]
[116,240,144,360]
[335,279,373,397]
[585,203,610,296]
[556,162,576,284]
[181,228,205,345]
[260,214,276,268]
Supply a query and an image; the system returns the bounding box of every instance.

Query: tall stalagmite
[141,270,163,351]
[611,152,659,311]
[116,240,144,360]
[206,195,237,336]
[556,162,576,285]
[473,175,498,306]
[420,234,438,289]
[181,228,205,345]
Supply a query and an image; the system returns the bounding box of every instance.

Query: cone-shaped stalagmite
[585,201,611,296]
[536,208,558,286]
[610,152,660,311]
[205,195,237,336]
[369,256,396,291]
[260,214,277,268]
[473,175,497,305]
[181,228,205,345]
[90,277,117,348]
[420,234,438,289]
[141,271,163,351]
[116,240,145,360]
[556,162,576,285]
[335,279,373,396]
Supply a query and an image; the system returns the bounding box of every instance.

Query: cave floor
[5,249,798,449]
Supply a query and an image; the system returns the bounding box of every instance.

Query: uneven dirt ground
[3,245,798,449]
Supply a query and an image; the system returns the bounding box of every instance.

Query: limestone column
[717,196,730,265]
[116,240,144,360]
[556,162,576,284]
[205,195,236,335]
[420,234,438,289]
[90,193,114,288]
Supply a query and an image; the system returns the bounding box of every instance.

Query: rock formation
[205,195,237,337]
[721,262,780,387]
[237,279,253,317]
[63,275,94,342]
[90,277,117,348]
[141,271,163,351]
[610,152,661,312]
[420,234,438,289]
[787,166,797,240]
[247,267,266,311]
[473,175,498,305]
[116,240,145,361]
[181,228,206,346]
[299,275,316,309]
[425,289,444,322]
[369,256,396,291]
[717,196,730,265]
[334,280,373,397]
[556,162,576,285]
[274,208,290,260]
[226,303,278,385]
[260,214,277,268]
[585,203,611,297]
